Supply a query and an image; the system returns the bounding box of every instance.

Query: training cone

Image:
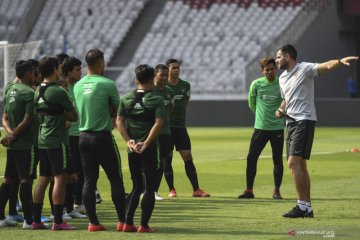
[351,148,359,153]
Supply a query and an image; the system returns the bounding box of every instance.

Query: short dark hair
[278,44,297,60]
[165,59,179,67]
[39,56,60,78]
[259,57,276,70]
[154,64,168,73]
[28,59,39,68]
[85,48,104,67]
[15,60,34,78]
[135,64,154,84]
[56,53,70,65]
[62,57,82,76]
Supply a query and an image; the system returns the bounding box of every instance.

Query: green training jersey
[152,86,174,135]
[74,75,120,132]
[118,89,165,150]
[167,78,190,128]
[3,82,35,149]
[67,82,79,136]
[248,76,284,130]
[35,83,74,148]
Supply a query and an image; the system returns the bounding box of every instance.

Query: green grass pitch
[0,127,359,239]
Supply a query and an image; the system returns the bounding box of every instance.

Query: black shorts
[170,127,191,151]
[286,120,316,160]
[68,136,81,175]
[159,134,172,158]
[39,144,70,176]
[4,148,36,180]
[128,145,159,173]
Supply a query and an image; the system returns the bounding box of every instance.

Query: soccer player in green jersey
[117,64,165,233]
[32,56,78,230]
[61,57,87,218]
[74,49,126,232]
[165,59,210,197]
[152,64,175,200]
[238,57,285,200]
[0,60,36,228]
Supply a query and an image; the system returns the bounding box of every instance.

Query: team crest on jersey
[134,103,142,109]
[181,88,186,93]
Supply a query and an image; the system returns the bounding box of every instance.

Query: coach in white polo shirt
[275,44,358,218]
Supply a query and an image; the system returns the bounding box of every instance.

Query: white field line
[0,150,348,178]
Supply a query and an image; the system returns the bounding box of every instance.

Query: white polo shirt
[279,62,319,124]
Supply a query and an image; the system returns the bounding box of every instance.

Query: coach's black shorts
[39,144,69,176]
[5,148,36,180]
[286,120,316,160]
[170,127,191,151]
[159,134,172,158]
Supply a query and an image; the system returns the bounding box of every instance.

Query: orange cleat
[192,188,210,197]
[88,223,107,232]
[168,188,177,197]
[123,224,138,232]
[137,225,154,233]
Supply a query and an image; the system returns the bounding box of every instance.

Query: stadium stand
[116,0,329,99]
[27,0,148,63]
[0,0,31,41]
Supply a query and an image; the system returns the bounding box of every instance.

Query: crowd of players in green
[0,45,357,232]
[0,49,209,232]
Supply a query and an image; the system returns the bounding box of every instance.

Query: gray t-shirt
[279,62,318,124]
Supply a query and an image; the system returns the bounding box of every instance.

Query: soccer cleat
[116,222,124,231]
[23,221,33,229]
[168,188,177,197]
[155,192,164,201]
[282,205,307,218]
[305,210,314,218]
[88,223,107,232]
[123,224,138,232]
[67,210,87,218]
[193,188,210,197]
[0,218,18,227]
[272,191,283,199]
[238,191,255,199]
[74,204,86,215]
[95,191,102,204]
[31,222,48,230]
[7,214,24,222]
[52,222,77,230]
[137,225,154,233]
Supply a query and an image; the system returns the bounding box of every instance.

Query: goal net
[0,40,42,96]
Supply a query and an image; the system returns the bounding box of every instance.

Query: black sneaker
[305,210,314,218]
[238,191,254,199]
[282,205,306,218]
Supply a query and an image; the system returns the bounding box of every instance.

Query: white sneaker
[67,210,87,218]
[155,192,164,201]
[0,219,17,227]
[74,204,86,214]
[49,214,72,221]
[23,221,32,229]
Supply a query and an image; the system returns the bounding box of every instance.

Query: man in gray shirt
[275,44,358,218]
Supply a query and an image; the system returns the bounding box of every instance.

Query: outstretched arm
[317,56,359,75]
